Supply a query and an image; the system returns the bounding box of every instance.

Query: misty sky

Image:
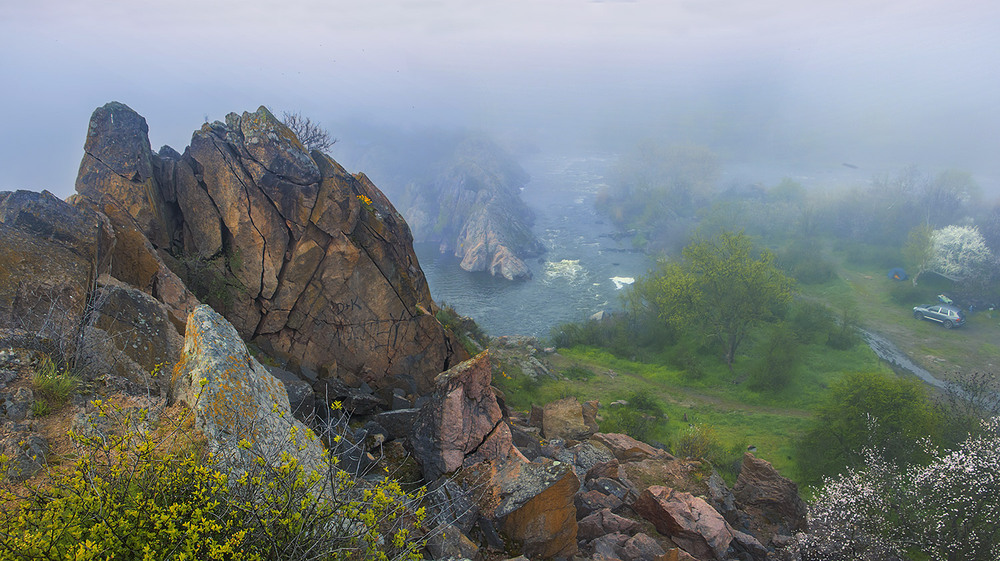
[2,0,998,199]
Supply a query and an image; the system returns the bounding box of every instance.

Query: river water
[415,153,652,338]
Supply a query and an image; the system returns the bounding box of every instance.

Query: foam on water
[544,259,585,283]
[611,276,635,290]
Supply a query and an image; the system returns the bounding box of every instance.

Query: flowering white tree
[928,225,995,283]
[804,417,1000,561]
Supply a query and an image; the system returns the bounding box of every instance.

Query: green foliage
[674,425,746,479]
[31,354,79,408]
[601,406,658,443]
[0,400,426,561]
[549,312,668,361]
[644,231,794,370]
[777,239,837,285]
[788,301,837,344]
[796,370,940,483]
[435,303,489,355]
[748,323,800,392]
[562,365,595,381]
[30,400,51,418]
[825,306,860,351]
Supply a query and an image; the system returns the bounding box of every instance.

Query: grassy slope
[495,249,1000,487]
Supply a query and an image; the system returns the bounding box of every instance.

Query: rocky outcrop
[0,190,105,359]
[633,486,736,561]
[72,102,462,395]
[170,305,325,474]
[409,350,515,481]
[733,452,808,541]
[399,136,544,280]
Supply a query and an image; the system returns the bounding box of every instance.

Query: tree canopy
[641,230,794,370]
[797,370,940,482]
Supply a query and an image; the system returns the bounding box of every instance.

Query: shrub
[796,371,940,483]
[674,425,746,481]
[674,424,725,461]
[748,323,800,392]
[601,407,658,444]
[825,307,860,350]
[0,399,426,561]
[562,365,595,381]
[788,301,836,344]
[435,303,489,356]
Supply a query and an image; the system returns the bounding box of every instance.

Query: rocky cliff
[394,136,545,280]
[71,101,463,396]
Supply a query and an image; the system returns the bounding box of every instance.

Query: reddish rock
[409,351,513,480]
[575,489,624,518]
[632,486,735,561]
[578,508,640,541]
[542,396,594,440]
[733,453,807,539]
[582,399,600,433]
[621,532,666,561]
[662,549,699,561]
[586,458,621,482]
[593,432,671,462]
[494,458,580,559]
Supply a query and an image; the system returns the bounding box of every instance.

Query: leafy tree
[643,231,794,370]
[929,225,994,283]
[797,370,940,482]
[282,111,337,152]
[902,222,934,285]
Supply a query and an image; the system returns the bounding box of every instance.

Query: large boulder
[0,190,105,359]
[541,396,594,441]
[75,276,184,394]
[732,453,808,540]
[169,305,325,475]
[409,350,514,480]
[493,458,580,559]
[592,432,671,463]
[632,486,735,561]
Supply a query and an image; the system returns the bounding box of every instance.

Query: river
[415,153,652,338]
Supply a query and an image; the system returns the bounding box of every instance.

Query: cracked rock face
[409,350,514,481]
[633,485,736,561]
[73,102,460,395]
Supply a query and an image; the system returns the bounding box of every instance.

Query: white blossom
[929,225,995,282]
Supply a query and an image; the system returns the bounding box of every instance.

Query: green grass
[31,355,80,408]
[494,344,863,485]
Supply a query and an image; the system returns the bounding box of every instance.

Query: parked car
[913,304,966,329]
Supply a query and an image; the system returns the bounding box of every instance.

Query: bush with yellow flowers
[0,399,426,561]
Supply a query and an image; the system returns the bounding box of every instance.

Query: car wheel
[944,320,954,329]
[913,311,924,320]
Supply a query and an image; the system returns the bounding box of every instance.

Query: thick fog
[2,0,998,199]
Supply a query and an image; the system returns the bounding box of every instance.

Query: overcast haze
[2,0,998,198]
